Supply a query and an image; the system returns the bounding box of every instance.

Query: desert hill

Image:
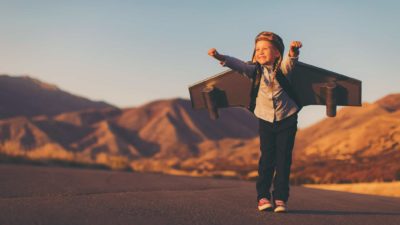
[0,76,258,172]
[291,94,400,183]
[0,75,398,183]
[0,75,115,118]
[129,94,400,181]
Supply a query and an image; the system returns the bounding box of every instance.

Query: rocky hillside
[1,75,398,183]
[291,94,400,184]
[0,75,115,118]
[0,76,258,171]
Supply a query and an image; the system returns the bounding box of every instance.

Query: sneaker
[258,198,273,211]
[274,200,288,213]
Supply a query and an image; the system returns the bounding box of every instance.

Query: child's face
[254,41,280,65]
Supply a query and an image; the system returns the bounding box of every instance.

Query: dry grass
[303,181,400,198]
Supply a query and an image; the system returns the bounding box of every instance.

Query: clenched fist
[208,48,218,57]
[208,48,225,63]
[289,41,302,57]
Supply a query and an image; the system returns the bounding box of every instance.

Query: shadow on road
[289,210,400,216]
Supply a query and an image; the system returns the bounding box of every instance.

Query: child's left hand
[289,41,302,57]
[290,41,302,50]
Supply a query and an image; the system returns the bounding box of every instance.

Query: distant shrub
[396,169,400,181]
[290,176,315,185]
[96,153,130,171]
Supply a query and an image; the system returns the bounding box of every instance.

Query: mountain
[0,75,398,183]
[0,75,115,118]
[115,98,257,157]
[0,116,74,160]
[0,76,258,171]
[290,94,400,184]
[129,94,400,181]
[118,99,259,175]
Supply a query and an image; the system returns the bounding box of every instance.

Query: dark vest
[248,62,303,113]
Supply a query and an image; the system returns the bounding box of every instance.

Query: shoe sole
[258,204,273,211]
[274,207,288,213]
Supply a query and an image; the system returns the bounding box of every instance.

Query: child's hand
[208,48,219,57]
[289,41,302,57]
[208,48,225,63]
[290,41,302,50]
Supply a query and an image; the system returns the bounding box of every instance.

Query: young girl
[208,31,302,213]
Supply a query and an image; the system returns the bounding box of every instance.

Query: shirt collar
[262,64,274,73]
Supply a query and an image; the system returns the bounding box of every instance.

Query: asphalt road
[1,164,399,225]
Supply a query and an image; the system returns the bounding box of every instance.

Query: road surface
[0,164,399,225]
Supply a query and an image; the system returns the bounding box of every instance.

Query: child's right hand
[208,48,225,63]
[208,48,218,57]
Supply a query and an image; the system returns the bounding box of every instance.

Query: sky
[0,0,399,128]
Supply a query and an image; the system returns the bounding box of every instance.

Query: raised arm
[280,41,302,76]
[208,48,255,79]
[208,48,226,62]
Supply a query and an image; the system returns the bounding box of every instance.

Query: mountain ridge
[0,74,116,119]
[0,75,398,183]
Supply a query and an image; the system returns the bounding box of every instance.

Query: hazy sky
[0,0,399,128]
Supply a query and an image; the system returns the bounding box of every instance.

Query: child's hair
[251,31,285,74]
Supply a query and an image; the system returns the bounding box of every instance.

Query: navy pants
[256,113,298,202]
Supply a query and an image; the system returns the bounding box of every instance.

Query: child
[208,31,302,213]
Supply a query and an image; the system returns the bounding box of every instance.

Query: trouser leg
[256,119,276,201]
[272,124,297,202]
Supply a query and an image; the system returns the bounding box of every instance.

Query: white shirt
[223,54,299,122]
